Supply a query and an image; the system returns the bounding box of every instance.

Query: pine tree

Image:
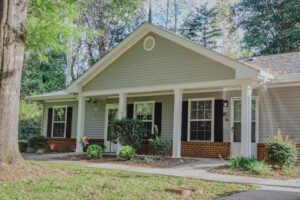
[180,3,222,49]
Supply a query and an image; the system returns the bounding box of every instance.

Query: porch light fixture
[223,100,228,107]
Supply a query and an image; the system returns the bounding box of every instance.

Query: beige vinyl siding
[83,33,235,92]
[42,101,78,138]
[257,86,300,143]
[84,100,106,139]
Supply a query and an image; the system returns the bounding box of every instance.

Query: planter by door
[104,104,119,153]
[230,97,259,158]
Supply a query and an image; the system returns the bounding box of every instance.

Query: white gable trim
[66,23,271,93]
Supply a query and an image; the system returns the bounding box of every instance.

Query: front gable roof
[66,23,268,93]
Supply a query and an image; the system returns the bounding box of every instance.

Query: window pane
[204,101,211,109]
[191,101,197,110]
[135,103,153,120]
[191,110,197,119]
[205,109,212,119]
[54,107,66,121]
[233,122,241,142]
[251,122,256,143]
[190,121,211,141]
[198,101,204,109]
[197,110,204,119]
[252,99,256,121]
[234,100,241,121]
[53,123,65,137]
[144,122,153,138]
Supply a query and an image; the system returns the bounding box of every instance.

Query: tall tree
[0,0,30,164]
[236,0,300,54]
[215,0,240,58]
[21,51,66,98]
[180,4,222,49]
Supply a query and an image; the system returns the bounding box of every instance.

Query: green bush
[266,140,298,168]
[229,157,270,175]
[150,137,171,156]
[119,146,135,160]
[111,118,145,148]
[265,128,298,168]
[19,140,29,152]
[29,135,48,150]
[86,145,103,158]
[36,149,45,155]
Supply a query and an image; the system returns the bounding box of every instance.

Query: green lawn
[0,162,255,200]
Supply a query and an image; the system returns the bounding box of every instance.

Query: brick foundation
[47,138,104,152]
[181,142,230,159]
[257,143,300,161]
[136,141,230,159]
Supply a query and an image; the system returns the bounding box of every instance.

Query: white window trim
[188,98,215,142]
[52,106,68,138]
[133,101,155,136]
[230,96,259,144]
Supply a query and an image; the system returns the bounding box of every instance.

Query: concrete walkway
[24,153,300,199]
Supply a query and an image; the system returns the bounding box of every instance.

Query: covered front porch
[76,78,260,159]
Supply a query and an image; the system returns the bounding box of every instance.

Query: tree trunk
[0,0,29,164]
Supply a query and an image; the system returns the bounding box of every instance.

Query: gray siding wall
[43,86,300,144]
[257,86,300,143]
[83,33,235,92]
[42,101,78,138]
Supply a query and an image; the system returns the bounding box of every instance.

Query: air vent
[143,36,155,51]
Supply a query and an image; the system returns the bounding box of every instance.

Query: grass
[209,157,300,179]
[0,161,255,200]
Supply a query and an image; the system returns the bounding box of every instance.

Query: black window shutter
[127,104,134,118]
[214,99,224,142]
[181,101,188,141]
[66,107,73,138]
[47,108,53,138]
[154,102,162,136]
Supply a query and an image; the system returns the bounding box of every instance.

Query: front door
[104,104,119,153]
[231,97,258,158]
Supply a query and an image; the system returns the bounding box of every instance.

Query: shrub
[246,161,271,175]
[119,146,136,160]
[29,135,48,150]
[19,140,29,152]
[150,137,171,156]
[265,128,298,168]
[111,118,145,148]
[86,145,103,159]
[36,149,45,155]
[229,157,270,175]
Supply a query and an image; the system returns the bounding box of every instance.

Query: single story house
[27,23,300,159]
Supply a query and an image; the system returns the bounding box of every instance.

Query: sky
[145,0,241,31]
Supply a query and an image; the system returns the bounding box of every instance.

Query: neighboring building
[27,23,300,159]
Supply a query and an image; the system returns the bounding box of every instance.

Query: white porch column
[241,80,252,158]
[117,93,127,154]
[172,88,183,158]
[76,93,86,152]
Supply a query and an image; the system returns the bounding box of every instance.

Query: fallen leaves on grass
[0,162,68,182]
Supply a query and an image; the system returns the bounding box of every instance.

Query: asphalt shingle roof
[240,51,300,75]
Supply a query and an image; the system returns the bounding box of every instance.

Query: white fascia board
[25,95,76,101]
[82,79,240,97]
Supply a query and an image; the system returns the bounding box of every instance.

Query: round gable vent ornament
[143,36,155,51]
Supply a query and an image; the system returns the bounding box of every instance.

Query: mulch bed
[209,165,300,180]
[55,154,201,168]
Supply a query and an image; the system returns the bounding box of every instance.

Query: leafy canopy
[236,0,300,54]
